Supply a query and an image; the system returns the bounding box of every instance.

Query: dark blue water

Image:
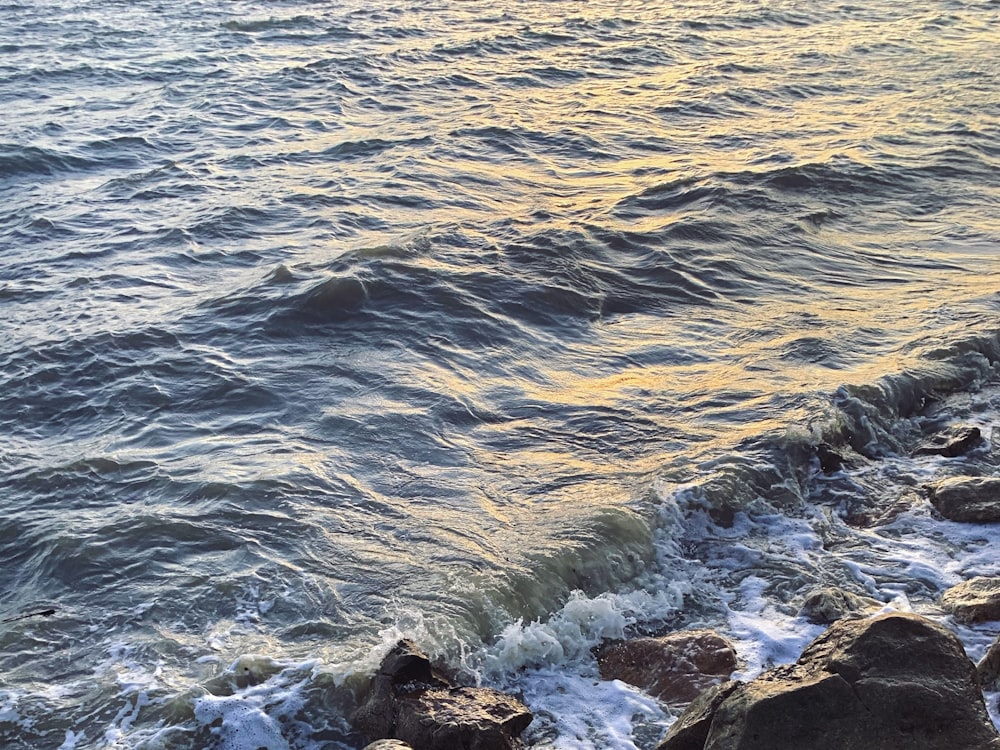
[2,0,999,748]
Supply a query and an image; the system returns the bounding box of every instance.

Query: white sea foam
[192,657,317,750]
[57,729,82,750]
[512,667,667,750]
[0,690,23,725]
[725,576,824,678]
[194,693,292,750]
[482,591,631,674]
[333,605,464,686]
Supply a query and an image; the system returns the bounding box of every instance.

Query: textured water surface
[1,0,999,748]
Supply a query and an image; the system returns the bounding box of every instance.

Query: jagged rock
[656,612,1000,750]
[927,477,1000,523]
[655,681,741,750]
[978,634,1000,690]
[941,577,1000,623]
[596,630,737,703]
[352,640,450,740]
[394,687,532,750]
[914,425,981,457]
[798,587,883,624]
[353,639,532,750]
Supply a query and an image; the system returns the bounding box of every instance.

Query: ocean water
[2,0,999,747]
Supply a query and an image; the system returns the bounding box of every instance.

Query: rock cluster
[656,612,1000,750]
[353,640,532,750]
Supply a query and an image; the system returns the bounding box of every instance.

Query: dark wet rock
[816,443,845,474]
[656,612,1000,750]
[596,630,738,703]
[353,640,450,740]
[914,425,982,457]
[353,639,532,750]
[379,639,447,687]
[927,476,1000,523]
[656,681,741,750]
[798,586,883,624]
[708,504,736,529]
[978,634,1000,690]
[941,577,1000,623]
[839,489,918,529]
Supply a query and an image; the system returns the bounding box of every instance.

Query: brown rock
[798,586,883,624]
[928,477,1000,522]
[941,576,1000,623]
[395,687,532,750]
[363,742,413,750]
[596,630,737,703]
[914,425,982,457]
[657,612,1000,750]
[352,639,532,750]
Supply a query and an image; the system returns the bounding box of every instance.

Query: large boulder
[352,639,532,750]
[596,630,737,703]
[657,612,1000,750]
[941,577,1000,623]
[927,477,1000,523]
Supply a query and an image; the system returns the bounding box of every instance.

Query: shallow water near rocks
[1,0,999,748]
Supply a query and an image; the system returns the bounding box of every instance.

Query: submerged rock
[941,576,1000,624]
[656,612,1000,750]
[596,630,737,703]
[927,476,1000,523]
[914,425,982,458]
[352,639,532,750]
[839,489,918,528]
[797,586,883,624]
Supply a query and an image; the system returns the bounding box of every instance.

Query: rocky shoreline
[353,606,1000,750]
[351,425,1000,749]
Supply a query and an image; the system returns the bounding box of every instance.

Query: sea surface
[2,0,1000,747]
